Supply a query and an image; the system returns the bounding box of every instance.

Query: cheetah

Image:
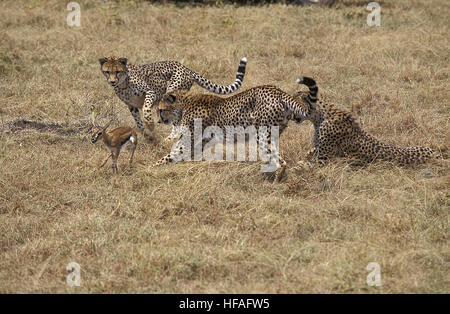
[99,56,247,140]
[293,76,437,166]
[154,85,310,182]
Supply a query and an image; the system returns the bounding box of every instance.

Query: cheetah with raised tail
[155,85,310,181]
[99,56,247,140]
[294,76,437,165]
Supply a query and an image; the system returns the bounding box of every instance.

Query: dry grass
[0,0,448,293]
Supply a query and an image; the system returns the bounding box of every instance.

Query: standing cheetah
[155,85,310,181]
[294,76,436,165]
[99,56,247,140]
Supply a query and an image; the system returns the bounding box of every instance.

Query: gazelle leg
[100,153,112,168]
[129,143,136,165]
[111,151,119,174]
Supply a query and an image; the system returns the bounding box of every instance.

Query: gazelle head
[90,119,113,144]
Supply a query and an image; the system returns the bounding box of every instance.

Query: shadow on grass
[3,119,92,137]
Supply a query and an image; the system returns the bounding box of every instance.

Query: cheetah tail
[192,57,247,95]
[372,143,437,165]
[296,76,318,106]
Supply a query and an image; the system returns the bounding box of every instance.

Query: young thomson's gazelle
[90,120,138,174]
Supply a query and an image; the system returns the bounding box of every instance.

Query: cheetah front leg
[155,150,181,165]
[128,106,146,133]
[155,142,183,165]
[154,135,192,166]
[258,131,285,182]
[305,147,317,161]
[163,125,182,143]
[142,91,158,141]
[164,74,192,142]
[298,138,338,168]
[316,143,338,165]
[163,83,192,143]
[295,147,317,170]
[315,125,339,166]
[275,153,287,182]
[129,105,156,142]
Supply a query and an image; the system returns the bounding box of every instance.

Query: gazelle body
[90,125,137,174]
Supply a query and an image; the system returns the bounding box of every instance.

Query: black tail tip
[296,76,316,86]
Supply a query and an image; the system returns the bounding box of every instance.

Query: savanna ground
[0,0,448,293]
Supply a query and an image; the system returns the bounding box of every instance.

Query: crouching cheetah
[294,76,437,166]
[154,85,310,181]
[99,56,247,140]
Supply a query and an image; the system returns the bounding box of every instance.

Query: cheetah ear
[118,58,128,67]
[99,58,107,66]
[164,94,176,104]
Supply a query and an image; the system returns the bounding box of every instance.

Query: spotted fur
[155,85,310,181]
[99,56,247,139]
[294,76,436,165]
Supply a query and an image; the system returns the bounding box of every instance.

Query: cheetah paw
[294,160,314,172]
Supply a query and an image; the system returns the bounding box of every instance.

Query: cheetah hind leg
[165,73,193,94]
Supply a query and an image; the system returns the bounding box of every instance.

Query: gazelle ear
[99,57,107,66]
[91,105,98,127]
[118,57,127,67]
[103,118,114,131]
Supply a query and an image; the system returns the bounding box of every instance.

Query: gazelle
[90,119,138,174]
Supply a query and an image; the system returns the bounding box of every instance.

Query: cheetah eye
[165,95,176,103]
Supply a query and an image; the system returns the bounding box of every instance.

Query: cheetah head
[99,57,128,87]
[157,92,186,125]
[291,91,311,124]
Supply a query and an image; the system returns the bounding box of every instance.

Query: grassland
[0,0,448,293]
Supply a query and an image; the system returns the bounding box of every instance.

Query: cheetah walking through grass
[99,56,247,141]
